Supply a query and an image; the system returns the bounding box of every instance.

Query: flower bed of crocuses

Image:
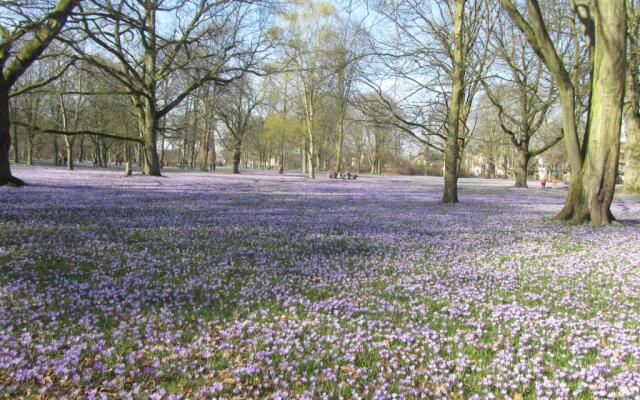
[1,166,640,399]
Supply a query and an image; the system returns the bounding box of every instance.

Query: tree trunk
[135,97,161,176]
[99,137,107,167]
[12,124,19,164]
[233,142,241,174]
[0,90,23,186]
[303,87,315,179]
[307,137,315,178]
[141,110,161,175]
[64,136,74,171]
[624,115,640,192]
[159,123,165,168]
[122,142,130,175]
[200,140,209,172]
[189,124,197,169]
[557,1,626,225]
[488,161,496,179]
[279,150,285,175]
[200,117,210,172]
[27,132,33,166]
[514,148,530,188]
[66,141,73,170]
[442,0,465,204]
[78,134,85,164]
[335,117,344,172]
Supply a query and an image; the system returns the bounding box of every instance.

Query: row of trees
[0,0,636,225]
[362,0,629,225]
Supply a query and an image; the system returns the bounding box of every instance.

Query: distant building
[468,154,507,178]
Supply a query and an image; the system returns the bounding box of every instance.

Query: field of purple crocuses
[1,166,640,399]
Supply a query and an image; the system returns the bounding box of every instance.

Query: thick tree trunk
[141,106,161,176]
[0,90,23,186]
[442,0,465,204]
[278,151,285,174]
[99,137,107,167]
[142,135,160,175]
[66,143,73,170]
[0,0,79,185]
[133,97,161,175]
[200,145,209,172]
[64,136,74,171]
[233,142,241,174]
[514,148,530,188]
[557,1,626,225]
[487,161,496,179]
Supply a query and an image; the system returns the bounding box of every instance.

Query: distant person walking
[541,177,547,189]
[551,176,559,189]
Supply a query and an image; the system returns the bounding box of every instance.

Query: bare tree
[64,0,272,176]
[281,1,338,178]
[0,0,80,186]
[483,14,561,187]
[501,0,627,225]
[367,0,491,202]
[218,76,263,173]
[329,14,366,172]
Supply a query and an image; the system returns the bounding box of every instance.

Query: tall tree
[0,0,80,186]
[500,0,627,225]
[483,15,561,187]
[330,15,364,173]
[442,0,467,203]
[282,1,336,179]
[218,76,262,174]
[369,0,490,202]
[66,0,270,176]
